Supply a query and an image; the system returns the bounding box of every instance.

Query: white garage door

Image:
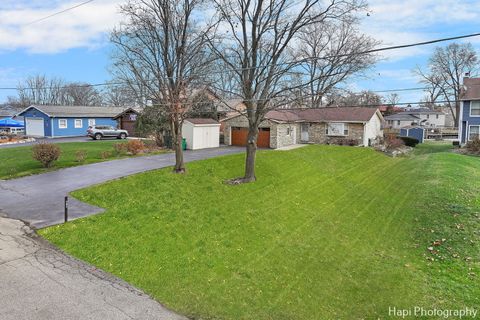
[26,118,45,137]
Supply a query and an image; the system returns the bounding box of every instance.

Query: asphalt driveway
[0,217,185,320]
[0,146,243,228]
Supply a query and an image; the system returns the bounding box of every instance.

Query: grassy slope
[40,144,480,319]
[0,141,157,180]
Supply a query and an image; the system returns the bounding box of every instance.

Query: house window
[427,114,430,119]
[436,114,439,119]
[469,125,480,141]
[74,119,83,128]
[59,119,67,129]
[88,119,95,126]
[471,101,480,116]
[397,120,401,126]
[326,123,347,136]
[286,127,291,136]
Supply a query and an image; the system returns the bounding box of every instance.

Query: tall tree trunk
[172,119,185,173]
[243,126,258,182]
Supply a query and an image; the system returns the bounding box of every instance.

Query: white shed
[182,118,220,150]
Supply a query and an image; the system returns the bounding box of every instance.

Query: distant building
[384,108,445,129]
[18,105,130,137]
[378,105,405,116]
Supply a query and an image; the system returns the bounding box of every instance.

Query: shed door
[231,127,270,148]
[257,128,270,148]
[301,123,309,141]
[121,119,136,136]
[26,118,44,137]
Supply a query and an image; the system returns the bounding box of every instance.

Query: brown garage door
[231,127,270,148]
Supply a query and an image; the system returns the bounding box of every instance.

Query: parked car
[87,125,128,140]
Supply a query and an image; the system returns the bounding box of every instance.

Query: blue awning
[0,117,25,128]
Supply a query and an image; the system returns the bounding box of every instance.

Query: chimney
[463,72,471,87]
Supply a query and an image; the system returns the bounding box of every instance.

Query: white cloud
[0,0,122,53]
[361,0,480,61]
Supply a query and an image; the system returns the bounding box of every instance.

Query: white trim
[459,101,464,143]
[88,119,96,126]
[74,119,83,128]
[16,105,52,118]
[363,122,367,146]
[51,118,54,137]
[326,122,348,136]
[469,100,480,117]
[58,119,67,129]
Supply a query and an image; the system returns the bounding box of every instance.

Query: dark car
[87,125,128,140]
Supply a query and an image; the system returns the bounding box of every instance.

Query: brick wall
[308,122,364,146]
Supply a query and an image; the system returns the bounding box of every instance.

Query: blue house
[18,105,128,137]
[459,77,480,144]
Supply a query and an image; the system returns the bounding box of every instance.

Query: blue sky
[1,0,480,104]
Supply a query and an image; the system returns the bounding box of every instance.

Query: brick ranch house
[222,107,384,148]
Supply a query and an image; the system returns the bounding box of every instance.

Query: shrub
[113,142,128,156]
[101,150,112,159]
[385,137,404,150]
[127,139,145,155]
[398,136,419,147]
[75,150,87,163]
[32,142,61,168]
[466,137,480,154]
[144,140,159,152]
[332,138,358,146]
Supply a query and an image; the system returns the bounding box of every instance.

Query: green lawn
[40,144,480,319]
[0,140,162,180]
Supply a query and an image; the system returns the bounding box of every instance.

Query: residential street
[0,217,185,320]
[0,146,243,228]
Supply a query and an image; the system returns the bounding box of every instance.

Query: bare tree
[385,93,400,107]
[16,75,66,107]
[62,83,102,106]
[102,81,142,107]
[296,18,379,108]
[413,67,443,109]
[111,0,213,173]
[13,75,103,107]
[414,43,478,126]
[210,0,365,182]
[326,89,382,107]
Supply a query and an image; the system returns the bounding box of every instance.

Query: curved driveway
[0,146,243,320]
[0,146,243,228]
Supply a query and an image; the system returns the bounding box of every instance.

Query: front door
[301,123,309,142]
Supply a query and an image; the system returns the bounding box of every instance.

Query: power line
[24,0,95,26]
[371,87,428,93]
[1,31,479,97]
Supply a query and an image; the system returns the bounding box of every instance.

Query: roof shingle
[185,118,219,125]
[265,107,379,123]
[461,77,480,100]
[22,105,128,118]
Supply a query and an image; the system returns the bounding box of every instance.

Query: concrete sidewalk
[0,147,243,228]
[0,217,185,320]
